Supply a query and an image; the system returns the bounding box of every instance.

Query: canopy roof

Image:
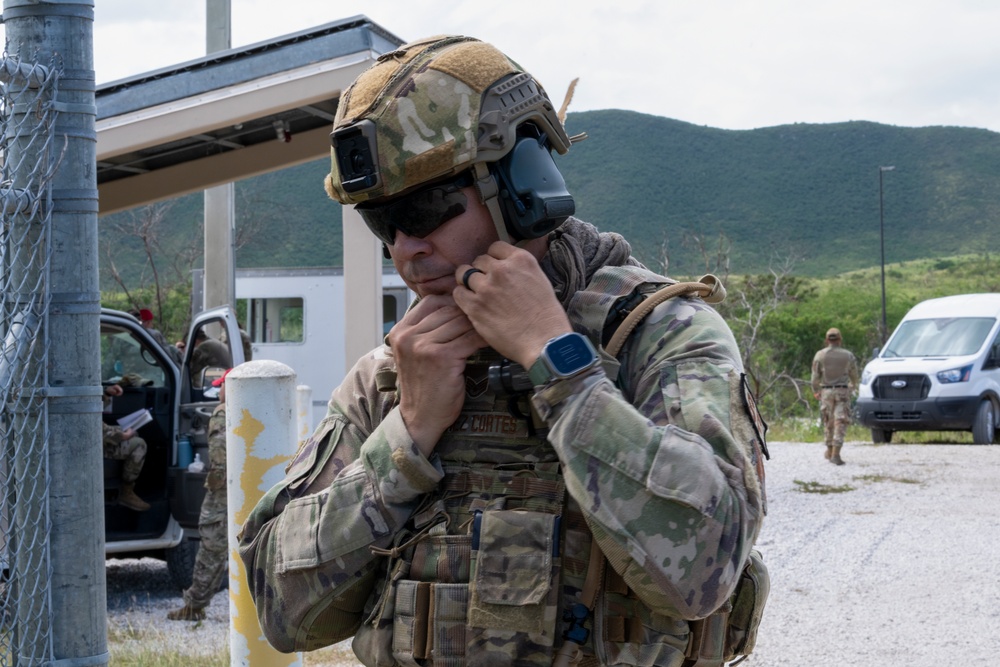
[96,16,402,214]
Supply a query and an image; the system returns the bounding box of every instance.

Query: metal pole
[878,166,895,343]
[203,0,235,313]
[296,384,313,443]
[3,1,105,665]
[226,361,302,666]
[343,205,383,368]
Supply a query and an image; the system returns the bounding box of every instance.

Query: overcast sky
[7,0,1000,133]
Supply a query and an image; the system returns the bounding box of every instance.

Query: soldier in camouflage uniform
[102,383,150,512]
[238,36,768,666]
[811,327,859,465]
[168,369,231,621]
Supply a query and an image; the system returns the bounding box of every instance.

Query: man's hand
[453,242,572,369]
[121,427,136,440]
[104,384,123,397]
[387,294,487,456]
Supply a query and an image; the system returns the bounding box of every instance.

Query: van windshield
[882,317,996,357]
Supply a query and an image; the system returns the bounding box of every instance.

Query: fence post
[225,360,302,666]
[1,2,103,666]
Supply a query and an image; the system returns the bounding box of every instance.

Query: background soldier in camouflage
[811,327,859,464]
[168,369,231,621]
[239,36,767,666]
[189,327,232,388]
[102,383,150,511]
[134,308,182,364]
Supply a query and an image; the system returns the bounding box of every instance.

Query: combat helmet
[324,35,578,243]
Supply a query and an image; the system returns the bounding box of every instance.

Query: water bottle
[188,453,205,473]
[177,436,193,468]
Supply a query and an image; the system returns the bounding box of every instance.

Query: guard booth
[190,267,414,428]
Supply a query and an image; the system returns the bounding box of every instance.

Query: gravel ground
[106,439,1000,666]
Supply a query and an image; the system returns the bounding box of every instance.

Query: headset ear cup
[492,133,575,241]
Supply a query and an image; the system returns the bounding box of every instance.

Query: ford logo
[891,380,908,389]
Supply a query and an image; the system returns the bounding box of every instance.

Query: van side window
[985,333,1000,370]
[241,297,304,343]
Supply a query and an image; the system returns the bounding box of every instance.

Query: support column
[203,0,235,311]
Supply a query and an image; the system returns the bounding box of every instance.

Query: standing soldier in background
[811,327,859,464]
[168,369,231,621]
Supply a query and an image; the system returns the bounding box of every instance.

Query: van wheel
[871,428,893,444]
[165,538,198,591]
[971,400,996,445]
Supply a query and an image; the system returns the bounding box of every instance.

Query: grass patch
[766,420,872,443]
[765,418,975,445]
[853,474,921,485]
[106,623,358,667]
[886,431,974,445]
[107,620,229,667]
[793,480,855,494]
[109,647,230,667]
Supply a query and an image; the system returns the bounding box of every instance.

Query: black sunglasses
[356,171,475,245]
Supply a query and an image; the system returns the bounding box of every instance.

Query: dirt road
[751,440,1000,666]
[107,440,1000,666]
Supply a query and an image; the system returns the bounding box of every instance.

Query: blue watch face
[548,334,596,375]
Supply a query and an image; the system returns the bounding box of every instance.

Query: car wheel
[971,400,996,445]
[165,538,198,591]
[871,428,893,444]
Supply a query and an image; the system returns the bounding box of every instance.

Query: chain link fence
[1,50,62,667]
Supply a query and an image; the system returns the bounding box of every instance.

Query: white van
[855,293,1000,444]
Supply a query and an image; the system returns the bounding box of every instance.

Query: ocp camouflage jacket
[238,264,767,666]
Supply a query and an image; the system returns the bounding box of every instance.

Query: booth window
[241,297,304,343]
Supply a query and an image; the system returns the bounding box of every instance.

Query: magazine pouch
[683,549,769,667]
[467,509,561,666]
[724,549,769,661]
[390,532,472,667]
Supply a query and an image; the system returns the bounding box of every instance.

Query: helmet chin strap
[473,162,513,245]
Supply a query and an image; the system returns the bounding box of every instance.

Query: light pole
[879,165,895,343]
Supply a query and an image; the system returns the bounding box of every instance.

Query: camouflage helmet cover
[324,35,572,204]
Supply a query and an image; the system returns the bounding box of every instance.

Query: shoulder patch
[740,373,769,512]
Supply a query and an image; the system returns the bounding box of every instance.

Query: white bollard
[226,360,302,667]
[296,384,313,444]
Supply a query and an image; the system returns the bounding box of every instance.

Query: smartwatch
[528,332,600,386]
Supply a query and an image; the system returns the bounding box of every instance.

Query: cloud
[7,0,999,133]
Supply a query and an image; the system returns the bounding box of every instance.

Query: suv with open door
[100,306,244,589]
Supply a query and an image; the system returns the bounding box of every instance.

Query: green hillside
[561,111,1000,276]
[99,110,1000,285]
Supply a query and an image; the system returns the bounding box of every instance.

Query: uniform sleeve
[237,347,443,652]
[811,349,823,393]
[532,297,766,620]
[206,407,227,491]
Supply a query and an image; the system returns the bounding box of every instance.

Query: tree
[102,202,200,341]
[657,230,811,420]
[716,256,815,419]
